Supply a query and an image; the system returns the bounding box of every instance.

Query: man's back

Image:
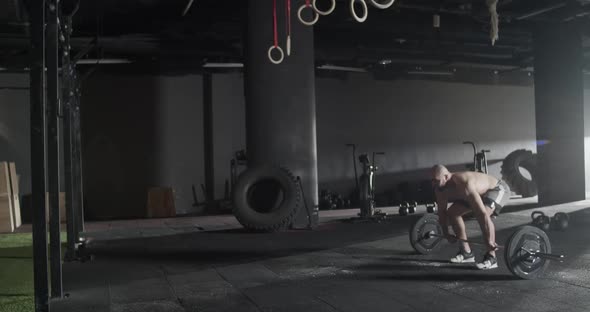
[441,171,499,201]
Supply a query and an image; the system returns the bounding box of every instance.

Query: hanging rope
[268,0,284,64]
[486,0,499,46]
[286,0,291,55]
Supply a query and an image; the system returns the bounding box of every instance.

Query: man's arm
[464,182,496,250]
[435,191,449,235]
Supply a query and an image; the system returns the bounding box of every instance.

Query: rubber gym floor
[4,199,576,312]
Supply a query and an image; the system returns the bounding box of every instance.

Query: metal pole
[46,0,63,298]
[73,80,85,235]
[29,0,49,310]
[203,73,214,205]
[62,16,77,262]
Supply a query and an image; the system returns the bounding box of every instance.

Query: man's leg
[473,202,497,257]
[473,202,499,270]
[447,201,473,263]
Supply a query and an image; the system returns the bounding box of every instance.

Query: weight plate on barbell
[409,214,444,255]
[504,225,552,280]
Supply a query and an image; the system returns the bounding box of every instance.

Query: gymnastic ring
[312,0,336,16]
[268,45,284,64]
[368,0,395,9]
[298,4,320,26]
[350,0,368,23]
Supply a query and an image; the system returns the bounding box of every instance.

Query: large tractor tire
[232,165,300,232]
[501,149,537,198]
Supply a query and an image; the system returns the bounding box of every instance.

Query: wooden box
[146,187,176,218]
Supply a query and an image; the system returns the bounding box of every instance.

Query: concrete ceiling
[0,0,589,81]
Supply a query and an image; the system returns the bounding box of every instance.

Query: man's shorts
[452,180,510,215]
[482,180,510,215]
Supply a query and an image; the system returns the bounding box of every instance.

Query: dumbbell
[399,202,409,216]
[408,201,417,214]
[426,203,437,213]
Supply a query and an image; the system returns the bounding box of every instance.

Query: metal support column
[203,73,214,205]
[29,0,49,310]
[62,15,77,262]
[245,0,319,228]
[73,80,85,235]
[47,0,63,298]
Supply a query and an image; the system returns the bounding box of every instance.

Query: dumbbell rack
[399,202,437,216]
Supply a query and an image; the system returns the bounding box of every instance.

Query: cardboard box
[8,162,21,228]
[0,162,14,233]
[146,187,176,218]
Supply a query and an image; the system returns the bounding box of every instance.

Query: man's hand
[445,234,457,244]
[487,241,499,252]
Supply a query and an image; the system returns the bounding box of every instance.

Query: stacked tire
[501,149,537,198]
[232,165,301,232]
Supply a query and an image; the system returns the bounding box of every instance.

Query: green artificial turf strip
[0,296,34,312]
[0,258,34,312]
[0,232,68,312]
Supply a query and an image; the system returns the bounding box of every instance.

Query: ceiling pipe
[515,3,566,20]
[76,58,132,64]
[182,0,196,16]
[202,62,243,68]
[317,65,368,72]
[407,70,454,76]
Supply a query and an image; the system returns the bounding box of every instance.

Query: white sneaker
[450,249,475,263]
[476,253,499,270]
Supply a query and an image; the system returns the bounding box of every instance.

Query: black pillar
[203,73,214,204]
[534,23,585,205]
[73,81,85,235]
[62,16,77,261]
[245,0,319,228]
[46,0,63,298]
[29,0,49,310]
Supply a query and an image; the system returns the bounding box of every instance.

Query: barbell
[409,214,566,279]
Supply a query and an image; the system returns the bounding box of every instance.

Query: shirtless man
[431,164,510,269]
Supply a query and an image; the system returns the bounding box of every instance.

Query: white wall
[585,90,590,198]
[315,75,537,194]
[9,70,590,220]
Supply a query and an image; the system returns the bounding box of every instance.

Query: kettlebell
[531,211,551,232]
[551,212,569,231]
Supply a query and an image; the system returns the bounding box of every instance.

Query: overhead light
[407,70,454,76]
[433,14,440,28]
[317,65,367,73]
[202,62,244,68]
[76,58,132,64]
[378,59,392,65]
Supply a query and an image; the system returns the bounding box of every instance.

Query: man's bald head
[431,164,449,178]
[431,164,451,189]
